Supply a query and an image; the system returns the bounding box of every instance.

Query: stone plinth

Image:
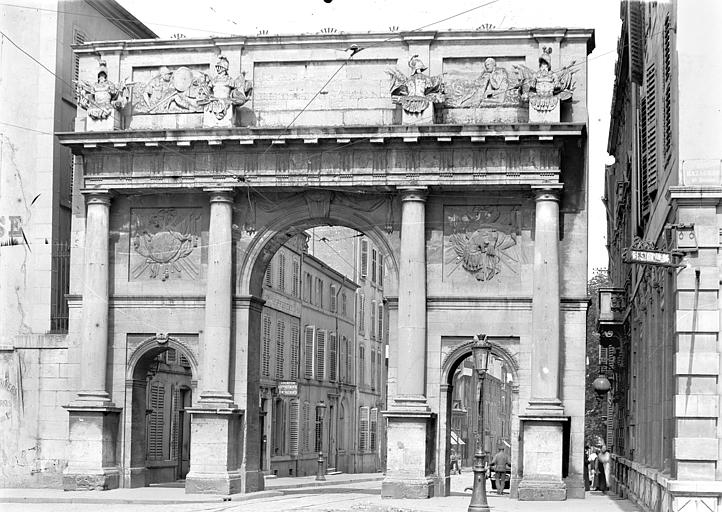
[529,102,560,123]
[184,408,243,495]
[440,106,527,124]
[518,416,567,501]
[63,405,121,491]
[401,108,434,125]
[381,408,435,499]
[203,108,234,128]
[85,112,121,131]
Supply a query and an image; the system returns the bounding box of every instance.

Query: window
[359,406,370,452]
[377,303,384,343]
[640,62,658,218]
[304,326,315,379]
[370,408,378,451]
[170,386,180,460]
[290,323,300,380]
[147,382,165,460]
[265,261,273,288]
[314,406,323,453]
[329,331,337,382]
[662,13,672,165]
[359,345,365,386]
[371,349,376,390]
[278,252,286,293]
[378,347,383,391]
[72,29,86,85]
[292,261,300,297]
[341,293,347,316]
[358,294,365,335]
[330,284,337,313]
[371,248,377,283]
[315,278,324,308]
[344,336,352,384]
[305,273,313,303]
[262,315,272,378]
[303,401,310,452]
[378,254,384,288]
[370,301,376,340]
[360,240,368,278]
[289,400,300,456]
[273,398,285,455]
[316,330,326,381]
[275,320,285,379]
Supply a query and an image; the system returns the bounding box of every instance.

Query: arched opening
[238,203,399,479]
[439,340,520,497]
[124,336,198,488]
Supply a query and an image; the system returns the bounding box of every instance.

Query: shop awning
[450,431,465,445]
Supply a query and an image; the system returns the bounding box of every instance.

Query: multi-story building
[602,1,722,510]
[307,226,388,473]
[0,0,155,487]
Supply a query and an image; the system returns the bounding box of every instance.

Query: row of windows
[358,297,385,341]
[360,240,384,288]
[261,317,300,381]
[272,400,379,457]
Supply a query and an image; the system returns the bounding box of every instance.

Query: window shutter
[290,400,300,456]
[359,406,370,452]
[370,301,376,340]
[371,249,377,283]
[290,323,300,380]
[170,386,180,460]
[345,337,353,384]
[262,315,271,378]
[360,240,368,278]
[359,346,365,386]
[275,320,285,379]
[72,29,86,85]
[378,254,384,287]
[329,331,337,382]
[265,261,273,288]
[663,14,672,165]
[628,0,644,85]
[640,62,658,217]
[377,304,384,343]
[303,401,310,452]
[148,382,165,460]
[304,326,315,379]
[278,253,286,293]
[370,408,378,451]
[330,285,337,313]
[358,294,365,335]
[342,293,347,316]
[371,349,376,390]
[292,261,300,297]
[316,330,326,380]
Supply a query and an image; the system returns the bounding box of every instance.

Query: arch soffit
[237,202,400,297]
[441,339,520,386]
[126,335,199,380]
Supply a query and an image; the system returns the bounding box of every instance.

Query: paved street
[1,473,640,512]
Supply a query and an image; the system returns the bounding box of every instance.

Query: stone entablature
[72,29,592,131]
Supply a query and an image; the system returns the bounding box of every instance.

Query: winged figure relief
[386,55,444,114]
[513,48,576,113]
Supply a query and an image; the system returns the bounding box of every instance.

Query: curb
[0,489,284,505]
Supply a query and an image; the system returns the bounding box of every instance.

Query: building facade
[602,1,722,511]
[0,0,155,487]
[49,27,592,500]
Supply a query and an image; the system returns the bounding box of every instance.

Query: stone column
[64,191,121,491]
[519,185,566,501]
[185,188,243,495]
[382,187,434,499]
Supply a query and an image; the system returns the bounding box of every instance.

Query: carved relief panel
[443,205,522,283]
[129,208,202,281]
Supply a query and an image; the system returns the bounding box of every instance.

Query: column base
[526,398,564,415]
[382,476,436,499]
[63,405,122,491]
[518,477,567,501]
[185,406,248,495]
[382,405,435,499]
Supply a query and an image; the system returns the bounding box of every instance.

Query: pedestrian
[596,445,611,493]
[583,445,591,491]
[489,447,511,495]
[589,447,599,490]
[450,448,461,475]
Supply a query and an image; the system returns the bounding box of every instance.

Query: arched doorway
[123,336,198,488]
[236,197,400,479]
[439,339,520,497]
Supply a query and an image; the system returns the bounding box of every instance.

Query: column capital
[81,190,113,206]
[204,188,235,204]
[397,186,428,203]
[532,185,563,202]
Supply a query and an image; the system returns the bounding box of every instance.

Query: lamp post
[315,400,327,481]
[468,334,492,512]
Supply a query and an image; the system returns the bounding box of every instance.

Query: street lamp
[469,334,492,512]
[315,400,327,481]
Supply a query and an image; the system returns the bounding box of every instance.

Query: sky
[118,0,621,277]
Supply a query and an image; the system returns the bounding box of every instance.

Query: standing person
[583,445,591,491]
[596,445,611,493]
[589,447,599,490]
[450,448,460,475]
[490,447,511,495]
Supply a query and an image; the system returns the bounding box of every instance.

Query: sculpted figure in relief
[514,47,576,113]
[75,61,131,120]
[135,66,206,113]
[197,56,253,120]
[387,55,444,114]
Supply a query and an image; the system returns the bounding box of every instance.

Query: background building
[0,0,155,487]
[602,1,722,510]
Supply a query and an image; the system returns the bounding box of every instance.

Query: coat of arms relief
[444,205,522,282]
[130,208,202,281]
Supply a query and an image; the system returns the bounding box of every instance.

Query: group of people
[585,444,611,493]
[450,447,511,496]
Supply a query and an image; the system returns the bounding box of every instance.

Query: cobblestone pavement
[1,473,641,512]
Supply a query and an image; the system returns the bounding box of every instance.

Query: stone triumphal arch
[59,28,593,500]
